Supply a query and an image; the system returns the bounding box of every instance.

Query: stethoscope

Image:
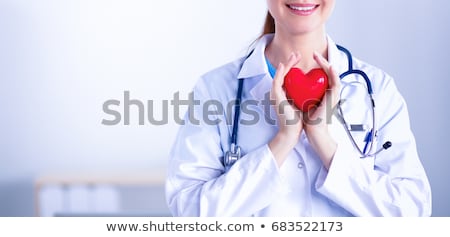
[224,45,392,170]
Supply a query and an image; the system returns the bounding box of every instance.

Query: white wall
[327,1,450,216]
[0,0,267,216]
[0,0,449,216]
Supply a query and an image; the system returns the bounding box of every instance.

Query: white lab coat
[166,34,432,217]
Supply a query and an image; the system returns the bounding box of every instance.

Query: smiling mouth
[286,4,319,14]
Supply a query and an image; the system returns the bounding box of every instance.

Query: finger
[273,62,285,89]
[328,65,341,90]
[272,53,301,91]
[284,52,301,71]
[313,51,330,73]
[325,66,341,107]
[313,52,340,90]
[273,53,301,86]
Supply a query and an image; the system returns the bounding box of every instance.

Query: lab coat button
[298,162,304,169]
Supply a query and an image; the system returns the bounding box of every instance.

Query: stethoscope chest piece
[224,143,241,171]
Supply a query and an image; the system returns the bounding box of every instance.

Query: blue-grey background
[0,0,449,216]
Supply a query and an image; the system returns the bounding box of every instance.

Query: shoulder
[192,56,247,99]
[200,57,246,84]
[351,56,397,95]
[351,55,410,126]
[329,38,397,96]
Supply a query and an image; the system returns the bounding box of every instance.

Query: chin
[289,23,323,35]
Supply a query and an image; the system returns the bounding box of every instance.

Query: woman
[166,0,432,216]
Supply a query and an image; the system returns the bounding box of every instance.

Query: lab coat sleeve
[166,77,288,217]
[315,77,432,217]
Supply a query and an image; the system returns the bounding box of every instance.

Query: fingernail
[313,51,319,58]
[290,52,296,59]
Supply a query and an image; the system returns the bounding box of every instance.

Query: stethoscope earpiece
[369,141,393,157]
[383,141,392,150]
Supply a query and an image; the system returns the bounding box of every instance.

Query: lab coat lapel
[237,34,274,80]
[327,36,349,80]
[238,34,278,120]
[248,74,272,102]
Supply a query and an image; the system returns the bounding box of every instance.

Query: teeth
[289,5,315,11]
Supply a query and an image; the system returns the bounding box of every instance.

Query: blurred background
[0,0,449,216]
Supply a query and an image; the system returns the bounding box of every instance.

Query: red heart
[283,68,328,112]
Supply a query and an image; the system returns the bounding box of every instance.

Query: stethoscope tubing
[225,45,386,168]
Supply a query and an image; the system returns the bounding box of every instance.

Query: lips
[286,3,319,15]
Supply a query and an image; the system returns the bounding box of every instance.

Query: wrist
[277,128,301,142]
[306,128,336,170]
[305,124,328,139]
[269,132,299,167]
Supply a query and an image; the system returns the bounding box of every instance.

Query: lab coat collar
[237,34,274,80]
[327,36,349,78]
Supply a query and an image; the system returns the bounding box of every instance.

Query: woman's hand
[269,53,303,167]
[303,52,341,170]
